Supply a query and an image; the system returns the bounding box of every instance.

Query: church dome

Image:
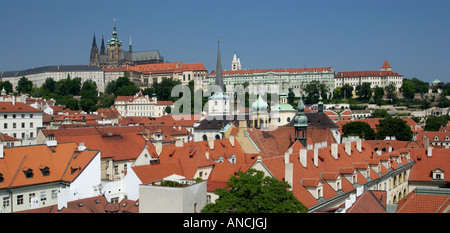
[251,95,268,113]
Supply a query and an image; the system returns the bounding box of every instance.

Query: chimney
[0,143,3,159]
[285,162,293,190]
[205,151,209,160]
[208,137,214,150]
[229,135,235,147]
[154,141,162,156]
[313,148,318,167]
[356,185,364,197]
[356,138,362,152]
[331,143,338,159]
[175,139,183,147]
[423,136,429,148]
[345,140,351,155]
[427,146,432,157]
[299,149,307,167]
[12,96,15,105]
[78,142,86,151]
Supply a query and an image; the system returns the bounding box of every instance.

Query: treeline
[14,74,184,113]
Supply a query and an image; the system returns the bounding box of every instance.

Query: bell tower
[294,95,308,147]
[107,18,123,67]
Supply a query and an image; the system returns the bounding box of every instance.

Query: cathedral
[90,19,164,68]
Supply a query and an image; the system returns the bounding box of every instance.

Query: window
[30,122,33,128]
[21,122,25,128]
[40,191,47,202]
[4,123,7,129]
[17,195,24,205]
[21,114,25,118]
[3,197,10,208]
[51,190,58,199]
[13,123,16,129]
[30,114,33,118]
[29,193,35,203]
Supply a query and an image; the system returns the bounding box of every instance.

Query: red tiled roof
[0,143,99,189]
[0,102,42,113]
[396,189,450,213]
[345,190,388,213]
[381,59,391,69]
[409,148,450,182]
[335,70,401,78]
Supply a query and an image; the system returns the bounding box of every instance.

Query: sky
[0,0,449,84]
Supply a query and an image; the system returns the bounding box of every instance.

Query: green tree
[16,76,33,94]
[342,121,375,140]
[341,84,354,100]
[372,109,389,118]
[153,78,182,101]
[355,82,373,101]
[0,81,13,94]
[375,117,413,141]
[424,115,448,131]
[42,78,56,94]
[79,98,97,112]
[304,80,326,104]
[333,87,342,99]
[201,169,307,213]
[385,83,397,104]
[373,86,385,105]
[400,79,416,99]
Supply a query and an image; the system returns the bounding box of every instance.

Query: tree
[385,83,397,104]
[342,121,375,140]
[373,86,385,105]
[375,117,413,141]
[400,79,416,99]
[201,169,307,213]
[153,78,181,101]
[355,82,373,101]
[304,80,326,104]
[0,81,13,94]
[371,109,389,118]
[341,84,354,100]
[79,80,98,112]
[16,76,33,94]
[107,76,140,96]
[42,78,56,94]
[424,115,448,131]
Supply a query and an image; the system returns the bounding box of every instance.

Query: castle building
[334,60,403,97]
[90,19,164,68]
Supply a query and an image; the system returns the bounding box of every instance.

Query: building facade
[114,92,174,117]
[0,101,43,145]
[334,60,403,97]
[207,67,335,94]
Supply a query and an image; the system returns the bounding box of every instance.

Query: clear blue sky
[1,0,449,83]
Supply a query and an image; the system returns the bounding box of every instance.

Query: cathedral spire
[215,39,224,91]
[89,32,99,66]
[100,35,106,55]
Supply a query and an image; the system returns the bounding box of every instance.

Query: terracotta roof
[0,133,19,141]
[0,143,99,189]
[381,59,391,69]
[416,131,450,142]
[40,125,189,161]
[0,102,42,113]
[409,148,450,182]
[18,196,139,213]
[396,188,450,213]
[335,70,401,78]
[344,190,388,213]
[259,139,413,209]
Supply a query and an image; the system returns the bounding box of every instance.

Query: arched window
[202,135,207,141]
[215,134,220,140]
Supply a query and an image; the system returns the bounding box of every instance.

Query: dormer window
[432,168,444,180]
[434,136,439,141]
[0,173,3,183]
[40,166,50,176]
[23,168,33,178]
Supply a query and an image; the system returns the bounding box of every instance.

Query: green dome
[251,95,268,113]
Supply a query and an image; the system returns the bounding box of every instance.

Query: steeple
[294,94,308,147]
[108,18,121,46]
[89,33,99,66]
[318,91,324,114]
[215,39,224,91]
[100,35,106,55]
[381,59,392,71]
[129,35,133,53]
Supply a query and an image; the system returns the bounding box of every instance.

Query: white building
[0,65,108,93]
[334,60,403,97]
[114,92,174,117]
[0,101,43,145]
[0,142,101,213]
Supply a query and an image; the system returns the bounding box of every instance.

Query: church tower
[231,52,242,71]
[100,35,106,55]
[89,33,99,66]
[107,18,123,67]
[294,95,308,147]
[208,40,230,118]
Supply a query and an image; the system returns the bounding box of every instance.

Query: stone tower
[107,18,123,68]
[89,33,99,66]
[231,52,242,71]
[100,35,106,55]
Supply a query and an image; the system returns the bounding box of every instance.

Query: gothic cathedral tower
[89,33,99,66]
[107,18,123,68]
